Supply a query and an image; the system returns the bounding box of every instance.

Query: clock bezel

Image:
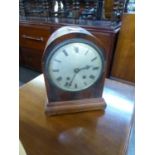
[45,38,105,92]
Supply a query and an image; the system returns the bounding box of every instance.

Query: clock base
[45,98,106,116]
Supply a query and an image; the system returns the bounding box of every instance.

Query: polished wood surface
[19,24,51,72]
[45,98,106,116]
[20,24,51,50]
[111,13,135,82]
[20,48,42,72]
[20,75,134,155]
[91,31,118,77]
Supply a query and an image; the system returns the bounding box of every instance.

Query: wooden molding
[45,98,106,116]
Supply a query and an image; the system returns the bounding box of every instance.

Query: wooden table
[19,75,134,155]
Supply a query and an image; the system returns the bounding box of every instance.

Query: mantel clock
[42,26,107,115]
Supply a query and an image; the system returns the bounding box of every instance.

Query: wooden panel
[111,13,135,82]
[20,25,51,50]
[92,31,117,76]
[21,48,43,72]
[19,75,135,155]
[19,24,51,72]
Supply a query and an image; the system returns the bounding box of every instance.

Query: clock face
[47,39,104,92]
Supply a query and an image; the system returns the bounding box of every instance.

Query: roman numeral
[75,83,78,88]
[54,59,61,63]
[53,69,59,72]
[93,67,99,70]
[85,50,89,55]
[74,47,79,53]
[91,57,97,62]
[66,77,70,80]
[84,82,87,86]
[64,82,70,87]
[56,76,62,82]
[82,75,86,79]
[62,49,68,56]
[89,75,95,79]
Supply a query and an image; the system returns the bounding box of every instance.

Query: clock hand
[76,65,91,72]
[68,72,77,87]
[68,65,92,87]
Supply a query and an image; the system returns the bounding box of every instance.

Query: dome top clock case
[42,26,107,115]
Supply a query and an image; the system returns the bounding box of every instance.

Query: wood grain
[20,48,42,72]
[20,75,135,155]
[19,24,51,50]
[111,13,135,82]
[45,98,106,116]
[19,24,51,72]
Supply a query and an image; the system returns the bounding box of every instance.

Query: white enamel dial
[47,41,103,92]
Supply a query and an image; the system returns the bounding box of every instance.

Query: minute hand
[69,73,77,87]
[78,65,91,71]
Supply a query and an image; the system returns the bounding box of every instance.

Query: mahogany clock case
[42,31,107,102]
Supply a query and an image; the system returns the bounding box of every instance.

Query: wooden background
[111,13,135,83]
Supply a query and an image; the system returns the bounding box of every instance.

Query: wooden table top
[19,75,134,155]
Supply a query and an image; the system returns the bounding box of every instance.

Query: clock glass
[47,39,104,92]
